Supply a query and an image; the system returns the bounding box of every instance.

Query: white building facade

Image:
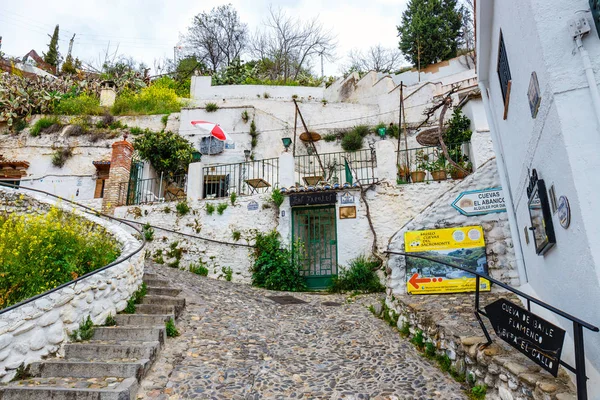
[477,0,600,396]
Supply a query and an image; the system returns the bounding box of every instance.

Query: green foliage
[123,283,147,314]
[444,108,472,144]
[189,261,209,276]
[206,203,215,215]
[165,317,180,337]
[133,129,195,177]
[399,321,410,337]
[11,364,31,381]
[152,75,190,98]
[328,255,384,293]
[230,192,237,205]
[222,266,233,281]
[322,133,337,142]
[43,25,60,68]
[176,201,190,216]
[142,223,154,241]
[167,242,183,268]
[112,85,183,115]
[249,119,259,148]
[0,207,120,308]
[104,314,117,326]
[130,126,144,135]
[383,307,400,328]
[341,130,363,152]
[152,249,165,265]
[161,114,170,126]
[469,385,487,400]
[163,206,171,213]
[263,92,270,99]
[232,230,241,241]
[241,110,249,123]
[217,203,228,215]
[12,119,28,133]
[205,102,219,112]
[61,55,82,75]
[69,316,95,342]
[54,93,103,115]
[436,353,452,372]
[467,372,476,386]
[251,231,307,292]
[271,188,284,208]
[30,116,62,136]
[425,342,436,358]
[51,147,73,168]
[353,125,371,137]
[411,329,425,350]
[398,0,465,67]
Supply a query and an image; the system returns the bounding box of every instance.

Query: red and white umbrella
[190,120,229,141]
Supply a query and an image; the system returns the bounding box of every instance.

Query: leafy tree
[61,56,82,75]
[133,130,195,177]
[444,108,472,144]
[397,0,465,67]
[184,4,248,73]
[43,25,60,68]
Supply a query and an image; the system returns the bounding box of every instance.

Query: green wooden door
[292,206,338,289]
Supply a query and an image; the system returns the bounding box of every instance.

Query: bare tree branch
[344,45,405,74]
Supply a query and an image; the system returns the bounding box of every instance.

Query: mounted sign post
[452,187,506,216]
[485,298,566,376]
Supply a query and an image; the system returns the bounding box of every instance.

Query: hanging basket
[416,128,441,146]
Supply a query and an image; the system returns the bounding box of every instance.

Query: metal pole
[293,107,298,156]
[397,81,403,168]
[293,99,325,177]
[573,322,588,400]
[158,171,164,202]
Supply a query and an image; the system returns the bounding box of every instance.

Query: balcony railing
[202,158,279,198]
[396,142,471,184]
[294,149,377,187]
[118,174,187,206]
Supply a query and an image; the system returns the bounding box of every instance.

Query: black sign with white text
[485,298,565,376]
[289,192,337,207]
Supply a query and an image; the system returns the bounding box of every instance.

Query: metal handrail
[0,183,146,316]
[385,251,598,400]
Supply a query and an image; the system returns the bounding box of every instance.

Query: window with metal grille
[497,30,512,118]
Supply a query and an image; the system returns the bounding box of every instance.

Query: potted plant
[397,163,410,184]
[447,150,472,180]
[410,150,427,183]
[428,152,447,181]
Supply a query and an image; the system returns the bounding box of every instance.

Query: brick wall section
[102,140,134,215]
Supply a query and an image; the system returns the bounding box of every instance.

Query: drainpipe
[478,80,528,284]
[572,15,600,130]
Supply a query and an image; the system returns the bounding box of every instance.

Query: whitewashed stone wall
[386,158,518,294]
[0,187,144,382]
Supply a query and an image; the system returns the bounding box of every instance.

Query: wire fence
[396,141,472,183]
[294,149,377,187]
[118,174,187,206]
[202,158,279,198]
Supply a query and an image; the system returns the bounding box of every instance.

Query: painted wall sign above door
[451,187,506,216]
[289,192,337,207]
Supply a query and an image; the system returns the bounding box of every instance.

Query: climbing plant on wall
[133,130,195,177]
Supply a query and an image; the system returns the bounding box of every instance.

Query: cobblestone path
[139,266,468,400]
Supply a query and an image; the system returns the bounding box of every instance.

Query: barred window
[497,30,512,118]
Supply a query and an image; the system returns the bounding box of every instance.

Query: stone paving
[138,265,468,400]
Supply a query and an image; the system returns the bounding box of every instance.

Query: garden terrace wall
[0,187,144,382]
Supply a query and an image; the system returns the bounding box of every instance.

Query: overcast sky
[0,0,409,76]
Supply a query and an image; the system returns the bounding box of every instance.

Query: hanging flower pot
[410,171,426,183]
[431,170,447,181]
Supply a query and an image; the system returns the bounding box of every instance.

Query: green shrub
[54,93,103,115]
[104,314,117,326]
[189,262,209,276]
[51,147,73,168]
[12,119,27,133]
[205,102,219,112]
[328,255,383,293]
[425,342,436,358]
[250,231,306,292]
[222,266,233,281]
[151,75,190,98]
[411,329,425,350]
[123,283,147,314]
[30,116,61,136]
[130,126,144,135]
[353,125,370,137]
[217,203,228,215]
[399,321,410,337]
[0,207,120,308]
[161,114,170,126]
[341,130,363,152]
[271,188,284,208]
[69,316,95,342]
[206,203,215,215]
[176,201,190,216]
[165,317,180,337]
[142,223,154,241]
[436,353,452,372]
[112,86,182,115]
[322,133,337,142]
[241,110,249,123]
[232,230,241,241]
[230,192,237,205]
[470,385,487,400]
[133,129,195,177]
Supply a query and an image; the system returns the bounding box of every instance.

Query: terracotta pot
[450,169,469,180]
[410,171,426,183]
[431,170,447,181]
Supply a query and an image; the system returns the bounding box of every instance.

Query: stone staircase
[0,272,184,400]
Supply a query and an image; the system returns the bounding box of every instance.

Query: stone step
[142,272,160,280]
[146,286,181,297]
[141,295,186,307]
[92,326,165,344]
[142,278,170,288]
[114,314,174,326]
[0,376,138,400]
[64,341,160,361]
[135,304,180,318]
[29,359,150,381]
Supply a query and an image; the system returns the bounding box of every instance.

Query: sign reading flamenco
[452,187,506,216]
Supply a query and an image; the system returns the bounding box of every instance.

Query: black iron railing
[396,142,471,184]
[0,183,146,315]
[118,174,187,206]
[202,158,279,198]
[385,251,599,400]
[294,149,376,187]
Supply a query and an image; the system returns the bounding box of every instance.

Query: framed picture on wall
[527,178,556,255]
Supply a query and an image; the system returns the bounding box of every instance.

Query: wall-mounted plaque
[557,196,570,229]
[247,200,259,211]
[452,187,506,216]
[485,298,565,377]
[527,169,556,255]
[289,192,337,207]
[199,136,224,155]
[528,71,541,118]
[340,191,355,205]
[339,206,356,219]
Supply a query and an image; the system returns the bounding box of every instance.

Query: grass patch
[189,261,209,276]
[217,203,228,215]
[142,223,154,241]
[51,147,73,168]
[112,86,182,115]
[221,266,233,282]
[68,316,95,342]
[230,192,237,205]
[12,119,28,133]
[271,188,284,208]
[206,203,215,215]
[205,102,219,112]
[322,133,337,142]
[469,385,487,400]
[0,207,120,309]
[123,283,147,314]
[161,114,170,126]
[232,230,241,241]
[176,201,190,216]
[328,255,384,293]
[30,116,61,136]
[104,314,117,326]
[54,93,103,115]
[165,317,180,337]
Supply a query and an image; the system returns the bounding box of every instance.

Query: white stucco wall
[0,187,144,382]
[478,0,600,393]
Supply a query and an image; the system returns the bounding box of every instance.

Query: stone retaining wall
[0,188,145,382]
